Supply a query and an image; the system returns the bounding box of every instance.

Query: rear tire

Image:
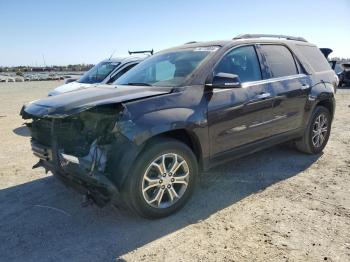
[295,106,331,154]
[121,138,198,219]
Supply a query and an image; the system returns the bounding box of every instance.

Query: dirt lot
[0,81,349,262]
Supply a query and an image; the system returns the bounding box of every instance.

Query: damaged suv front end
[21,86,172,206]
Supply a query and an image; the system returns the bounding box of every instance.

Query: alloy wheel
[312,113,328,148]
[142,153,189,208]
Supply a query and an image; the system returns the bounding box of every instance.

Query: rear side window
[260,45,298,78]
[214,45,262,82]
[297,45,331,72]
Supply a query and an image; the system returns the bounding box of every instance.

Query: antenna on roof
[108,50,116,60]
[128,49,154,55]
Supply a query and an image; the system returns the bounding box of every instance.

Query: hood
[48,81,94,96]
[22,85,173,118]
[319,48,333,59]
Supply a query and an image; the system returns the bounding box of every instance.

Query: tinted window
[261,45,298,78]
[215,46,261,82]
[108,63,137,83]
[297,45,331,72]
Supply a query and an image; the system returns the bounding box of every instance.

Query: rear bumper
[31,141,120,207]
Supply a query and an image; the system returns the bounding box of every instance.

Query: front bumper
[31,141,120,207]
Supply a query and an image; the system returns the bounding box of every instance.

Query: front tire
[121,138,198,219]
[295,106,332,154]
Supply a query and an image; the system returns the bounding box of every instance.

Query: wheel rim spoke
[173,172,189,186]
[168,154,178,173]
[149,188,165,207]
[167,187,178,202]
[170,159,186,175]
[319,133,325,144]
[150,162,165,175]
[161,154,167,173]
[143,177,159,193]
[317,135,321,146]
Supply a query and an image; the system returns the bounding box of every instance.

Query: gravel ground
[0,81,349,262]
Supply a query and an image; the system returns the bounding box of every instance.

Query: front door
[207,45,275,157]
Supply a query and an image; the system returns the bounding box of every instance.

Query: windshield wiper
[126,82,152,86]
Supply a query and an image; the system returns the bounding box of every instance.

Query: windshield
[78,61,120,84]
[115,47,218,87]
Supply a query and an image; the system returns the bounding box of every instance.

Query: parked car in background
[48,50,153,96]
[22,34,337,218]
[329,61,350,87]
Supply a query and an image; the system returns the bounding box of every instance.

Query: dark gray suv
[21,34,337,218]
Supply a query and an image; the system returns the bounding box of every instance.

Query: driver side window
[214,45,262,82]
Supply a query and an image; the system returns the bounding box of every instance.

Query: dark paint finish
[207,81,275,155]
[23,85,172,118]
[22,37,337,204]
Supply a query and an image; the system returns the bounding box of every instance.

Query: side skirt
[205,128,303,171]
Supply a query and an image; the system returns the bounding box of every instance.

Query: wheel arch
[108,128,205,189]
[316,98,335,119]
[142,128,203,165]
[308,82,336,123]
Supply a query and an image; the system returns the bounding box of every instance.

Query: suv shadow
[0,145,319,261]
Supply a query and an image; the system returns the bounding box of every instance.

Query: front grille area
[31,140,52,161]
[31,118,53,146]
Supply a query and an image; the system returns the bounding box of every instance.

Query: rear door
[257,44,310,135]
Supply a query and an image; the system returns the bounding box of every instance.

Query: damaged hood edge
[22,85,173,118]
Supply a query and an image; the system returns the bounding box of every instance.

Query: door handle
[301,84,310,90]
[255,92,271,99]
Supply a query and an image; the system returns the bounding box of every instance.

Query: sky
[0,0,349,66]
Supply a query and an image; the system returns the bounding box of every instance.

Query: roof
[101,55,149,64]
[162,35,314,53]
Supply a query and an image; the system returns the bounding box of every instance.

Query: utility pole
[42,54,47,68]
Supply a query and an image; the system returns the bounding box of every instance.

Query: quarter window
[297,45,331,72]
[214,46,262,82]
[261,45,298,78]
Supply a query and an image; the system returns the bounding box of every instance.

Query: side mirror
[208,73,241,89]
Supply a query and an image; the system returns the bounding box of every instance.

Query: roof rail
[128,49,154,55]
[233,34,307,42]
